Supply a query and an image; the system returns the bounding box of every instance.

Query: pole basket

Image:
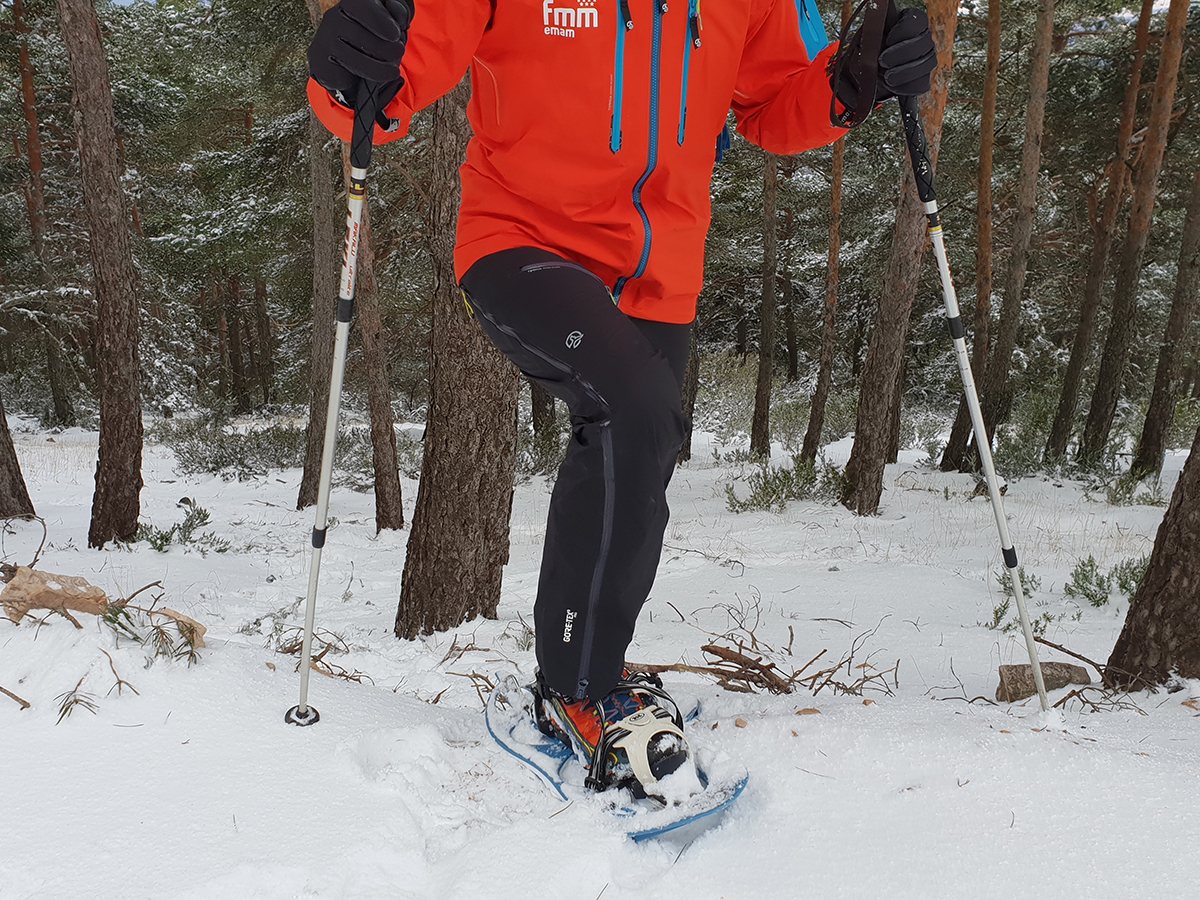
[285,704,321,727]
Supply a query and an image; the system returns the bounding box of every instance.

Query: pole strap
[830,0,890,129]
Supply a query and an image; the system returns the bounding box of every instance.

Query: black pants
[462,248,690,702]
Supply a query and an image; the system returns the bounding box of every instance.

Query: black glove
[830,1,936,114]
[308,0,414,115]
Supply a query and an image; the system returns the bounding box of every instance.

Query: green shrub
[771,397,811,452]
[134,500,230,555]
[1063,555,1112,607]
[1111,555,1149,597]
[990,385,1060,478]
[152,416,306,481]
[997,566,1042,600]
[725,455,844,512]
[1170,399,1200,450]
[1095,471,1167,507]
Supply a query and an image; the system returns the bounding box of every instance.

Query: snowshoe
[485,673,748,842]
[533,669,696,800]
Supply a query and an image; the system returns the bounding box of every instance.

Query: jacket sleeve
[731,0,848,155]
[307,0,494,145]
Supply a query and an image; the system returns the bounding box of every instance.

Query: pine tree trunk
[358,212,404,532]
[1078,0,1189,467]
[0,392,35,519]
[783,274,799,383]
[341,142,404,532]
[1106,422,1200,688]
[253,276,273,404]
[780,205,799,384]
[842,0,957,515]
[299,0,343,510]
[940,0,1000,473]
[1131,166,1200,476]
[886,359,905,465]
[396,77,519,638]
[677,320,701,464]
[15,0,47,266]
[530,379,556,434]
[45,329,76,427]
[57,0,143,548]
[802,133,844,465]
[227,273,252,413]
[216,283,230,402]
[974,0,1055,450]
[750,152,778,458]
[1046,0,1154,462]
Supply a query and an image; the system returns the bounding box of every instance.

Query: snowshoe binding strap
[597,707,689,797]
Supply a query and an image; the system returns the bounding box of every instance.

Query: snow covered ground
[2,421,1198,899]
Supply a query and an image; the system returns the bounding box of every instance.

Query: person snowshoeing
[307,0,935,799]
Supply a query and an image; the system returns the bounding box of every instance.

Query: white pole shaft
[924,200,1049,712]
[295,166,369,716]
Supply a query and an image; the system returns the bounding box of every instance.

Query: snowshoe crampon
[485,674,748,842]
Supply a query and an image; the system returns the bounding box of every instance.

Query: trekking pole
[286,80,382,726]
[898,94,1049,712]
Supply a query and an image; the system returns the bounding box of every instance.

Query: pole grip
[349,80,380,170]
[900,95,937,205]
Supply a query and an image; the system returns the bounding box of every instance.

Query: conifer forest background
[0,0,1198,666]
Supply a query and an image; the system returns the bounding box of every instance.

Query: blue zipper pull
[679,0,700,145]
[611,0,632,152]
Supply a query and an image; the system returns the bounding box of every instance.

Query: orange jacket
[309,0,845,324]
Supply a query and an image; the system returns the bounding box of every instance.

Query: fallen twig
[1036,643,1108,681]
[1,684,30,709]
[0,515,48,577]
[1052,686,1147,715]
[100,648,139,697]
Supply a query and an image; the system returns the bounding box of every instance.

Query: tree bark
[45,329,76,427]
[343,154,403,532]
[0,392,35,519]
[1078,0,1189,467]
[299,0,343,510]
[227,273,252,413]
[57,0,143,547]
[783,273,798,383]
[530,379,556,435]
[1131,166,1200,476]
[940,0,1000,472]
[396,77,520,638]
[677,320,701,464]
[750,152,778,458]
[842,0,957,515]
[1046,0,1154,462]
[15,0,47,266]
[973,0,1055,451]
[886,358,905,465]
[802,133,845,465]
[1106,422,1200,688]
[253,276,273,404]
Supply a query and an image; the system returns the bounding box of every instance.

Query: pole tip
[285,705,320,727]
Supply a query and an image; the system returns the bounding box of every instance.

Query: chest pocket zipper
[678,0,701,145]
[611,0,634,153]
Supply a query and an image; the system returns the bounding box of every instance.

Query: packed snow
[2,420,1198,899]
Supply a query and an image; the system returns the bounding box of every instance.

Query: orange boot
[534,670,694,799]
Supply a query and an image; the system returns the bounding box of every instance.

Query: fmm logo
[543,0,599,38]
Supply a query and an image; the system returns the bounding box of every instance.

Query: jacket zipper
[678,0,701,145]
[614,1,666,304]
[611,0,633,152]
